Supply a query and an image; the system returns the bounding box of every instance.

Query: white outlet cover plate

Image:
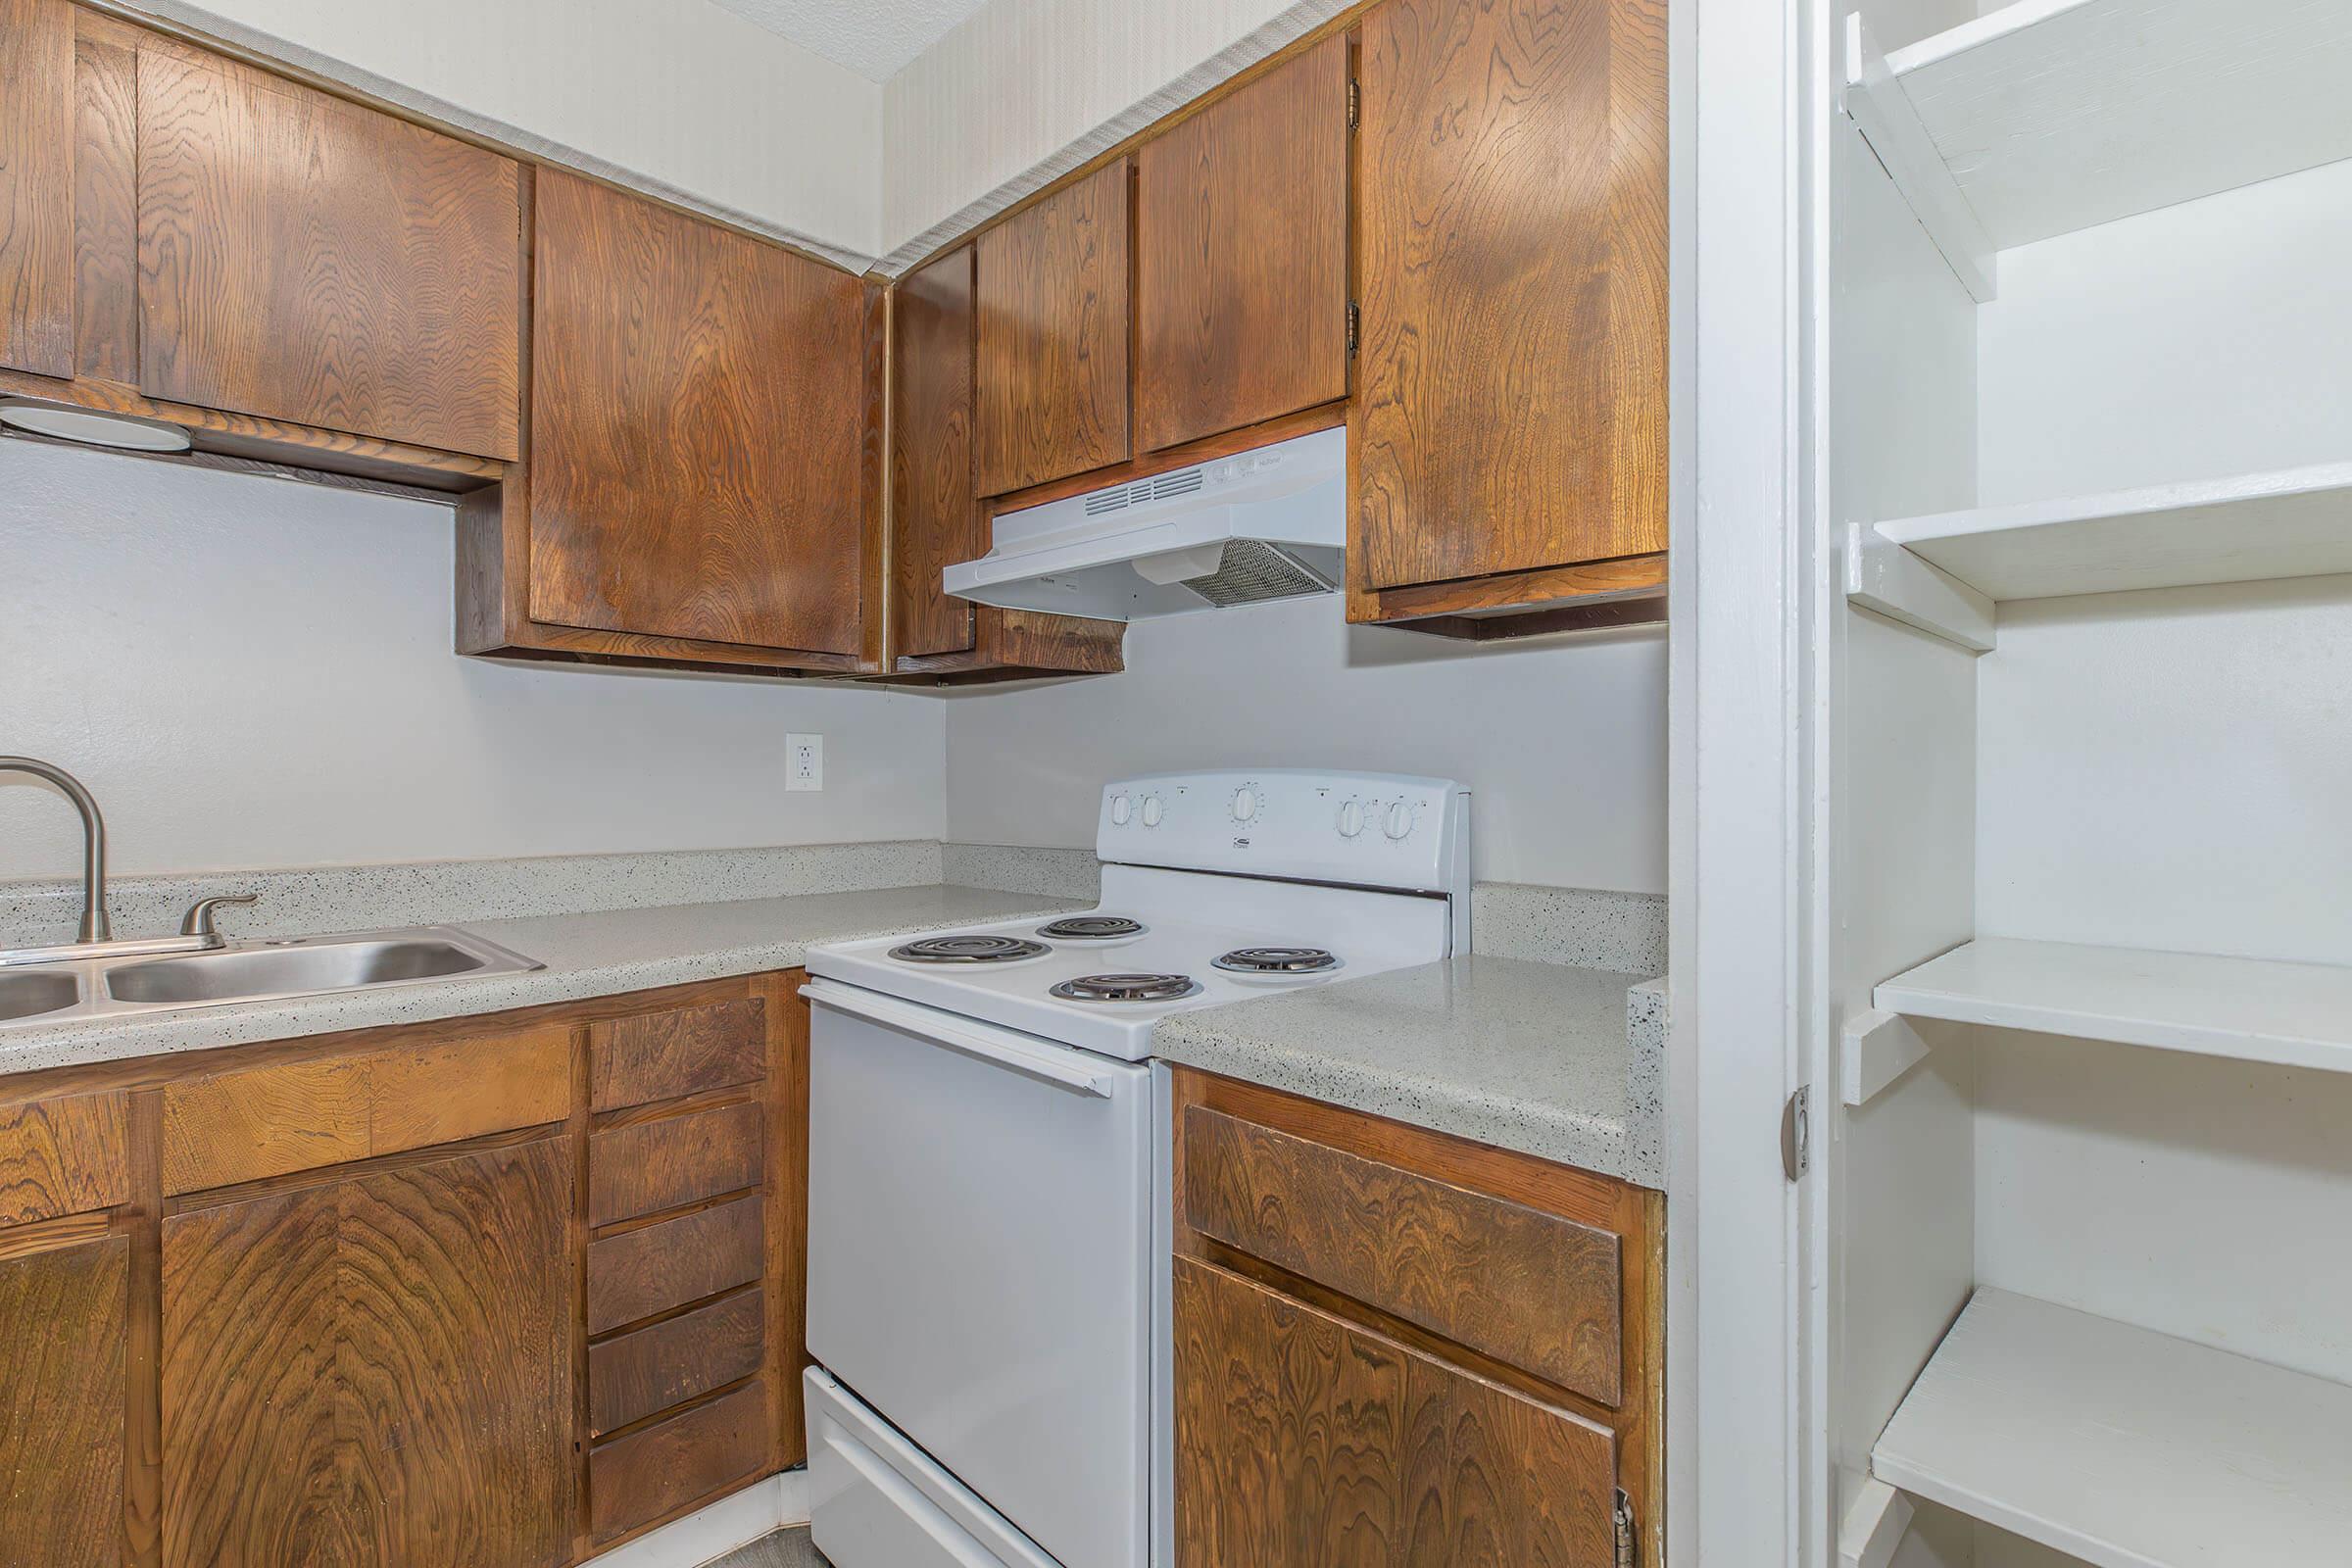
[786,733,823,792]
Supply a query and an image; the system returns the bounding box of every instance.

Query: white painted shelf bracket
[1841,12,1996,303]
[1841,1007,1939,1106]
[1838,1473,1916,1568]
[1845,522,1995,652]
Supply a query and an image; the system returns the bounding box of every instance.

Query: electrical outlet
[786,733,823,792]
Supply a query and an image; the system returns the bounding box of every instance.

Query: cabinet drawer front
[161,1025,569,1195]
[589,1098,764,1228]
[1183,1104,1624,1403]
[1173,1257,1617,1568]
[589,1287,765,1437]
[0,1090,129,1225]
[591,998,766,1111]
[589,1378,770,1540]
[587,1193,763,1335]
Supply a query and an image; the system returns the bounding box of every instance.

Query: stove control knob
[1337,800,1364,838]
[1109,793,1132,826]
[1231,787,1257,822]
[1384,801,1413,841]
[1141,793,1164,828]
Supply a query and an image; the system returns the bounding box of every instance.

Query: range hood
[943,425,1344,620]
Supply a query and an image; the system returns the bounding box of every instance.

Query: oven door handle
[801,978,1117,1100]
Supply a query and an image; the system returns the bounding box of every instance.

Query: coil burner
[1036,916,1148,941]
[1212,946,1341,976]
[1050,973,1202,1004]
[889,934,1053,964]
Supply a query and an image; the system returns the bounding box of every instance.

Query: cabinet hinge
[1346,301,1360,356]
[1782,1084,1812,1182]
[1614,1489,1639,1568]
[1348,76,1360,130]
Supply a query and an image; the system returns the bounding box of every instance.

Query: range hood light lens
[0,400,194,453]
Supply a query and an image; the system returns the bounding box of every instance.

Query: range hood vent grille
[1180,539,1334,607]
[1083,466,1207,516]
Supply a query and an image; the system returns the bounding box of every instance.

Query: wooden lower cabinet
[1172,1067,1662,1568]
[0,969,808,1568]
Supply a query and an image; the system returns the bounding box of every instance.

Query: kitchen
[3,1,2346,1567]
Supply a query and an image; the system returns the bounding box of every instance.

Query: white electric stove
[801,770,1470,1568]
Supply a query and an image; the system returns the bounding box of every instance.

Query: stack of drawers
[584,995,782,1542]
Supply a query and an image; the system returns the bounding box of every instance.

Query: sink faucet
[0,757,109,943]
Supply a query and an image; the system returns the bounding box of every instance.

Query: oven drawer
[807,1367,1059,1568]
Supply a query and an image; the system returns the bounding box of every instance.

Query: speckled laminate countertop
[1152,956,1666,1188]
[0,884,1087,1075]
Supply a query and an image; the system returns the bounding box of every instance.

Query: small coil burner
[889,934,1053,964]
[1051,972,1202,1004]
[1214,946,1342,976]
[1036,915,1148,941]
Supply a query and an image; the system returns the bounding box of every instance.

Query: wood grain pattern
[588,1099,763,1228]
[975,160,1131,496]
[74,8,141,383]
[1356,553,1669,637]
[0,1089,128,1226]
[1135,34,1350,453]
[892,245,982,660]
[527,170,869,656]
[0,1231,126,1567]
[160,1138,572,1568]
[587,1379,768,1542]
[588,1288,765,1438]
[586,1193,763,1336]
[0,0,74,378]
[135,35,522,459]
[1350,0,1668,596]
[1175,1257,1617,1568]
[591,998,766,1112]
[1184,1104,1624,1404]
[160,1025,568,1194]
[756,968,811,1473]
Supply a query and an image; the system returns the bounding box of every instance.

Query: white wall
[0,441,946,880]
[940,595,1666,893]
[881,0,1343,262]
[133,0,882,264]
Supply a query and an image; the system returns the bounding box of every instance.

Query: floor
[707,1529,828,1568]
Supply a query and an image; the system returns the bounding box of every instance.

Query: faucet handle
[179,894,258,941]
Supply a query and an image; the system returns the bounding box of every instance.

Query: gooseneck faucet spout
[0,757,110,943]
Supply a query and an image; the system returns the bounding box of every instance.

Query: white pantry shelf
[1876,0,2352,253]
[1874,1289,2352,1568]
[1869,461,2352,605]
[1875,936,2352,1074]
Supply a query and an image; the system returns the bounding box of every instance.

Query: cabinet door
[529,170,873,657]
[0,1231,126,1568]
[1135,35,1350,454]
[161,1139,571,1568]
[0,0,74,377]
[1351,0,1668,595]
[134,36,522,458]
[1175,1257,1617,1568]
[892,245,982,660]
[976,160,1130,496]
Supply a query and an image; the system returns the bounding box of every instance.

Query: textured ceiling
[705,0,994,81]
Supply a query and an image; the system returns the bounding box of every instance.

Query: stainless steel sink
[0,926,541,1030]
[0,969,80,1022]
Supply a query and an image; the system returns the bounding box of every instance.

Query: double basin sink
[0,927,543,1029]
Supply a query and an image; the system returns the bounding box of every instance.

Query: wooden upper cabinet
[133,35,522,459]
[1135,36,1351,454]
[161,1138,573,1568]
[0,0,75,378]
[1351,0,1668,618]
[975,160,1131,497]
[527,170,874,658]
[892,245,982,661]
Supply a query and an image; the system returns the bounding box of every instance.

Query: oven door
[803,979,1152,1568]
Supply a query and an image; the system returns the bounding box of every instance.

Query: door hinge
[1346,301,1360,356]
[1614,1489,1639,1568]
[1348,76,1360,130]
[1782,1084,1812,1182]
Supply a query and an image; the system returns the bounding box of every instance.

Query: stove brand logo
[1233,836,1251,849]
